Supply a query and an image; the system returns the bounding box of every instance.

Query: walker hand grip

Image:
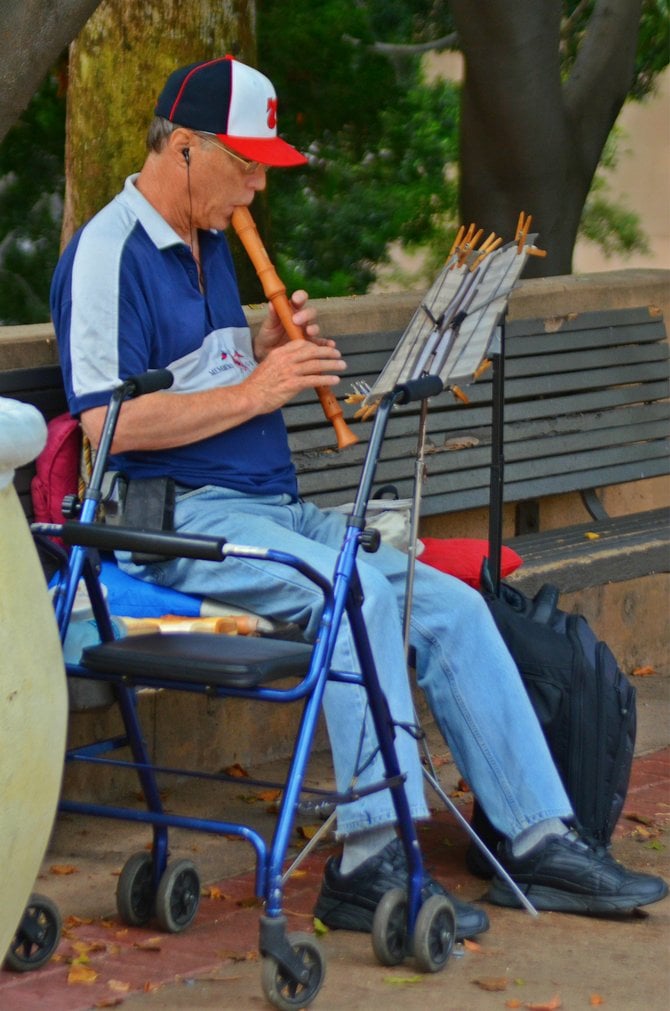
[394,375,443,404]
[121,369,174,398]
[59,522,226,561]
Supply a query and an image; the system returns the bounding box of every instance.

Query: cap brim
[217,133,307,167]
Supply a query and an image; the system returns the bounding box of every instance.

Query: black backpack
[470,579,637,861]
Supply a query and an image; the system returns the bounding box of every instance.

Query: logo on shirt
[209,346,254,376]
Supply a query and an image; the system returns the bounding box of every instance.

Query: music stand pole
[488,318,506,597]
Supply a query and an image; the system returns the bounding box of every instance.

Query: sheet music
[365,235,538,399]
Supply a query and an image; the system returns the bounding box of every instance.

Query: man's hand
[249,288,346,412]
[254,289,324,358]
[245,334,346,414]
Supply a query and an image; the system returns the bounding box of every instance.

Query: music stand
[359,224,544,912]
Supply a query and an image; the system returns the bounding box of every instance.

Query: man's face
[187,133,269,230]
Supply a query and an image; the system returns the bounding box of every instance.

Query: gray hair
[146,116,180,153]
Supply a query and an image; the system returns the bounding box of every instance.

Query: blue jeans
[122,486,573,838]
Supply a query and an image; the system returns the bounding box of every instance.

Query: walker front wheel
[371,887,408,966]
[4,894,62,972]
[260,931,324,1010]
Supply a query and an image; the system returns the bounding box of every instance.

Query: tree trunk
[62,0,256,244]
[449,0,642,276]
[0,0,102,144]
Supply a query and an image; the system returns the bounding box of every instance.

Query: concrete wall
[1,268,668,796]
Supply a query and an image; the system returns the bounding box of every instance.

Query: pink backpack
[31,412,82,524]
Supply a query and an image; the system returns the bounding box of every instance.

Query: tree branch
[0,0,103,144]
[342,32,460,57]
[564,0,643,169]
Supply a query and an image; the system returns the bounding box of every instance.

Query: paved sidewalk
[2,680,669,1010]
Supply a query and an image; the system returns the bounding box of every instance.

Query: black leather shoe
[487,831,668,913]
[314,837,489,940]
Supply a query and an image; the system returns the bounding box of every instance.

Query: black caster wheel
[116,851,154,927]
[412,894,455,973]
[371,887,408,966]
[4,893,62,972]
[154,858,201,933]
[260,931,325,1010]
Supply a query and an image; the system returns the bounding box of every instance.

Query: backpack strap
[530,583,560,624]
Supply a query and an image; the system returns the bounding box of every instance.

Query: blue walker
[35,368,453,1009]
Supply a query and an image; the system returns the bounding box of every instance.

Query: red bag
[418,537,523,589]
[30,413,82,524]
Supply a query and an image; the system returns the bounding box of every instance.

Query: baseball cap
[154,55,307,167]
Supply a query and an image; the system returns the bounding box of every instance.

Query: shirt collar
[118,174,186,250]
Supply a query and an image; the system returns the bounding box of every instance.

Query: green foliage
[258,0,460,296]
[579,129,650,257]
[0,67,65,324]
[265,74,460,297]
[0,2,666,321]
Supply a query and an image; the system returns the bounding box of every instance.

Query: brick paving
[2,747,668,1011]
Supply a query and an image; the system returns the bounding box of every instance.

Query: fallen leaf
[584,532,600,540]
[632,826,659,841]
[625,812,654,826]
[133,937,162,951]
[203,885,227,900]
[222,763,249,778]
[384,975,423,985]
[94,999,124,1008]
[50,864,78,876]
[218,949,258,962]
[473,976,509,991]
[463,939,484,953]
[69,954,90,966]
[236,895,262,908]
[257,789,281,802]
[525,996,562,1010]
[631,665,656,677]
[64,915,94,928]
[589,996,605,1006]
[107,980,131,993]
[313,917,329,936]
[72,940,107,956]
[67,963,99,984]
[505,1002,523,1009]
[445,435,480,451]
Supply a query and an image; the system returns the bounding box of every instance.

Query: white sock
[510,818,569,858]
[340,824,397,875]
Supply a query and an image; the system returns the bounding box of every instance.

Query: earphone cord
[185,152,205,293]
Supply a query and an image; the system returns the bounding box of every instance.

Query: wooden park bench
[2,304,669,599]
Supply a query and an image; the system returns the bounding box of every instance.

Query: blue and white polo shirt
[50,175,297,497]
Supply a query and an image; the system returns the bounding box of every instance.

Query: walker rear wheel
[371,887,408,966]
[154,858,201,933]
[4,893,62,972]
[412,894,455,973]
[260,931,324,1010]
[116,851,154,926]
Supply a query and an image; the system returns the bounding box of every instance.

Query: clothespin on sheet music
[516,210,547,259]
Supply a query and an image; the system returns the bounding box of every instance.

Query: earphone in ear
[183,148,190,164]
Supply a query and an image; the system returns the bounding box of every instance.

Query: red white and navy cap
[154,55,307,167]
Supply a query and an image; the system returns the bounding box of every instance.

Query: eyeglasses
[198,134,267,175]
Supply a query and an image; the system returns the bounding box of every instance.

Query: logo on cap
[267,98,278,130]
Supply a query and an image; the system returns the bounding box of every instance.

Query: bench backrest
[2,305,668,523]
[287,305,670,514]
